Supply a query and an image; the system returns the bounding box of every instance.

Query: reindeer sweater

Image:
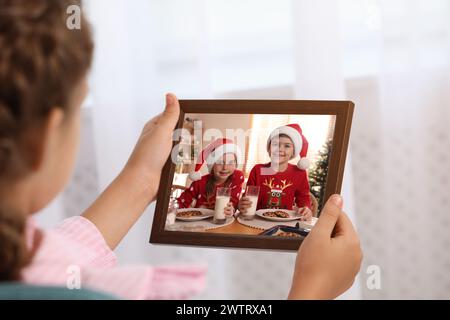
[246,163,311,210]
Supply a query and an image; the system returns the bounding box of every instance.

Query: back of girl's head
[0,0,93,281]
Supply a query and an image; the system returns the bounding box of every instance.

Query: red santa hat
[189,138,242,181]
[266,123,310,170]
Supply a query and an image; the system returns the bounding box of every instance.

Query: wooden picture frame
[150,100,354,251]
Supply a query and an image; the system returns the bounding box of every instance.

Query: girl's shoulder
[232,170,245,183]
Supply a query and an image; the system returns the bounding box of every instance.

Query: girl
[0,0,361,300]
[178,138,244,217]
[239,124,313,220]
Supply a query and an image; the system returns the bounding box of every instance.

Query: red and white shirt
[246,163,311,210]
[177,171,244,210]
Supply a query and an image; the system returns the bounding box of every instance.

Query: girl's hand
[238,196,252,214]
[288,195,362,300]
[298,207,312,221]
[123,93,180,200]
[224,202,234,217]
[82,94,181,249]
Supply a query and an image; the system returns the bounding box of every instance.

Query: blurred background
[36,0,450,299]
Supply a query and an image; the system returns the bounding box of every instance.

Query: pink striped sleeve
[80,264,207,300]
[22,216,207,299]
[145,264,207,299]
[54,216,117,268]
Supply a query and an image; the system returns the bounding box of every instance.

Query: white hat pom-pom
[189,171,202,181]
[297,157,310,170]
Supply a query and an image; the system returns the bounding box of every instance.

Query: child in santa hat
[238,124,313,220]
[177,138,245,217]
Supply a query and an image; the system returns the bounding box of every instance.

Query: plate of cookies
[175,208,215,221]
[255,209,301,222]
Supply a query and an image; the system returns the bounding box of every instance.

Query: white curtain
[341,0,450,299]
[34,0,450,299]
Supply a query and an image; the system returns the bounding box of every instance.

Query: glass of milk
[241,186,260,220]
[213,187,231,224]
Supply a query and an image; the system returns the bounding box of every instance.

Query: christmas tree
[308,139,332,212]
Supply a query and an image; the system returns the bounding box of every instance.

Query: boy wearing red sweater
[239,124,312,220]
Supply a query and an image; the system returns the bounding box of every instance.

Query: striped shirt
[22,216,206,299]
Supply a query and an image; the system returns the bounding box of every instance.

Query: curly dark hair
[0,0,93,281]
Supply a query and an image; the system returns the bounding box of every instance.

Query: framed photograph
[150,100,354,251]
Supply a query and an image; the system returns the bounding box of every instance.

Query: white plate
[255,209,301,222]
[175,208,214,221]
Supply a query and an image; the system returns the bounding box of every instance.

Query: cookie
[276,231,301,238]
[176,210,203,218]
[263,210,290,218]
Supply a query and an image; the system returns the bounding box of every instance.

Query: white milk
[242,195,258,220]
[214,195,229,223]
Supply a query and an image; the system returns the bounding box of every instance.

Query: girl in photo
[177,138,244,217]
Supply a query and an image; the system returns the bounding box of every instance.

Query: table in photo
[206,214,317,235]
[166,213,316,235]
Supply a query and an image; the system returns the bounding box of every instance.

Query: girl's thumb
[313,194,343,236]
[162,93,180,127]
